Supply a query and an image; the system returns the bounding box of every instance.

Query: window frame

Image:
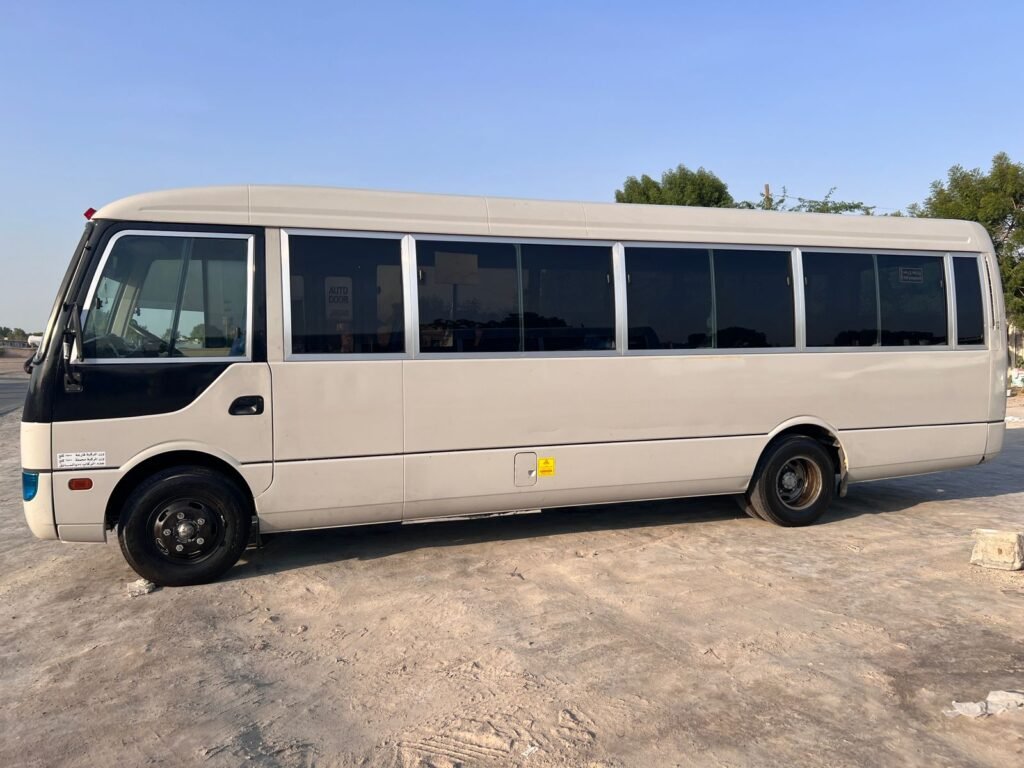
[622,241,799,356]
[272,232,990,363]
[408,233,620,359]
[77,229,255,365]
[281,228,410,361]
[950,253,988,350]
[799,246,960,353]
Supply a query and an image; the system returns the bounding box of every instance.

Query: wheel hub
[152,500,220,561]
[775,456,823,511]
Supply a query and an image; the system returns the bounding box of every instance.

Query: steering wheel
[86,333,131,358]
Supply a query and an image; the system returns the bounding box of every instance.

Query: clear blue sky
[2,0,1022,329]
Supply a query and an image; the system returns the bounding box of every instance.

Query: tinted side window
[417,240,520,353]
[83,234,249,359]
[416,240,614,353]
[178,238,249,356]
[288,235,404,355]
[626,247,712,349]
[520,244,615,351]
[954,257,985,345]
[803,252,878,346]
[877,254,947,346]
[714,250,794,348]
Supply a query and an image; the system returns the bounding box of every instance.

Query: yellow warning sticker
[538,456,556,477]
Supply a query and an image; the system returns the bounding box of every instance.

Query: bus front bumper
[23,471,58,540]
[22,470,107,542]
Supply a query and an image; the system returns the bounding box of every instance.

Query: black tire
[117,466,252,586]
[745,436,835,527]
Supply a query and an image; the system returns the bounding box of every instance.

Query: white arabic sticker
[57,451,107,469]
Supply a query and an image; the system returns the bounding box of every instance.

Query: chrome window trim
[795,244,960,257]
[277,232,989,363]
[622,240,793,252]
[800,247,958,352]
[802,345,952,353]
[410,233,618,248]
[791,247,806,351]
[623,346,799,356]
[981,255,999,331]
[876,249,951,350]
[944,252,957,349]
[413,350,622,360]
[283,353,407,362]
[281,228,409,362]
[622,241,796,355]
[76,230,254,365]
[612,242,627,355]
[950,254,989,350]
[409,232,617,358]
[402,234,420,358]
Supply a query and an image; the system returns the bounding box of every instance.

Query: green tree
[736,185,873,214]
[616,166,871,215]
[789,188,874,215]
[10,328,27,341]
[616,164,735,208]
[736,185,790,211]
[908,152,1024,324]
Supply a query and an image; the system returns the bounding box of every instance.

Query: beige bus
[20,186,1006,585]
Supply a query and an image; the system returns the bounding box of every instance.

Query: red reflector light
[84,207,96,220]
[68,478,93,491]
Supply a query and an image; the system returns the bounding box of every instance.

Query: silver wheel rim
[775,456,823,511]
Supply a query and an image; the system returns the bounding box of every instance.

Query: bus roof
[92,184,991,253]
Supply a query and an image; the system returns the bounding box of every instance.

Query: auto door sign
[898,267,924,284]
[325,277,353,323]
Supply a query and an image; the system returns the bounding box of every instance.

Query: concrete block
[970,529,1024,571]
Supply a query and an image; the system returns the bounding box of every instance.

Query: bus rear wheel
[117,466,251,586]
[746,436,834,526]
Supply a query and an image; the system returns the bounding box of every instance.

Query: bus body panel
[258,360,405,531]
[46,364,273,540]
[23,472,57,540]
[94,185,992,254]
[402,352,992,454]
[982,243,1009,424]
[270,361,403,460]
[984,421,1005,461]
[840,423,989,482]
[255,456,404,532]
[403,435,760,521]
[50,364,272,469]
[49,460,273,539]
[20,186,1010,551]
[21,421,51,470]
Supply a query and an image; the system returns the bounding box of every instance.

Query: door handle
[229,395,264,416]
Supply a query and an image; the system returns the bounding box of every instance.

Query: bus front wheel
[117,466,252,586]
[746,436,835,526]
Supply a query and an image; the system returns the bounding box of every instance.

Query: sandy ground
[0,349,30,417]
[0,346,32,374]
[1,408,1022,767]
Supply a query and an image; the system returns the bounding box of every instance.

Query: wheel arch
[761,417,849,496]
[104,448,255,530]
